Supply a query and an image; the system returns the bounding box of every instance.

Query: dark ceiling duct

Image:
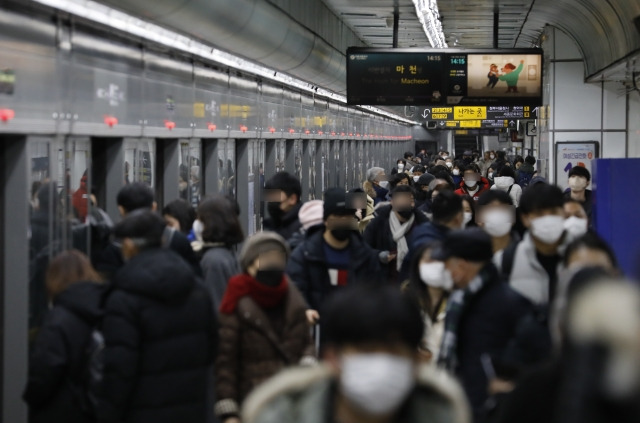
[95,0,348,93]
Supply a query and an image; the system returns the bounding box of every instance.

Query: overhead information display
[347,48,543,108]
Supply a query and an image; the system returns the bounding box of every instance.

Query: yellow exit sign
[454,106,487,120]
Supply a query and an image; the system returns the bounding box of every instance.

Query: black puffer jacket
[97,249,217,423]
[263,203,303,246]
[23,282,105,423]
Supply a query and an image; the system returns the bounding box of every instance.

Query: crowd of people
[23,148,640,423]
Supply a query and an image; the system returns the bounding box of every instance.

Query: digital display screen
[347,48,543,108]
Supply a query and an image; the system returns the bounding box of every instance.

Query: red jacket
[454,177,490,200]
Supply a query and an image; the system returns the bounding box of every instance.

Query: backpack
[517,171,534,188]
[501,240,520,280]
[70,324,105,416]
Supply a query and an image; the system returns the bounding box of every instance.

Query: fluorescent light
[412,0,448,48]
[30,0,415,124]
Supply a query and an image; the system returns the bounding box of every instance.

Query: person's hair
[564,233,618,269]
[396,159,407,166]
[464,163,481,174]
[519,183,564,214]
[563,197,586,211]
[162,199,196,235]
[406,242,443,318]
[477,189,513,207]
[514,156,524,166]
[499,166,516,178]
[197,196,244,246]
[525,155,536,165]
[412,165,426,174]
[113,209,166,250]
[390,172,411,190]
[461,195,476,226]
[404,152,414,159]
[117,182,154,213]
[264,171,302,202]
[496,151,506,160]
[46,250,102,299]
[390,185,415,198]
[321,285,423,350]
[366,167,385,182]
[432,190,463,223]
[568,166,591,182]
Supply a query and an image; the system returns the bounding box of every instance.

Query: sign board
[347,48,543,107]
[555,142,599,191]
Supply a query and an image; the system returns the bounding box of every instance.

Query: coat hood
[114,248,196,301]
[494,176,515,190]
[55,281,105,323]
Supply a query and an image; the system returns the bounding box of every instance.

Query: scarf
[219,273,288,314]
[437,263,497,370]
[389,211,415,271]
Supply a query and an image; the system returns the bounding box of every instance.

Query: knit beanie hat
[239,231,290,272]
[298,200,324,230]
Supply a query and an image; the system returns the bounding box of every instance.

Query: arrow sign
[532,107,539,117]
[422,109,430,119]
[509,120,516,127]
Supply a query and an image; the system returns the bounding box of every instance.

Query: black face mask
[331,227,352,242]
[397,208,414,220]
[267,202,284,222]
[255,269,284,287]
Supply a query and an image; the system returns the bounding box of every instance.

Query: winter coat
[363,205,430,284]
[214,284,315,419]
[453,269,532,422]
[515,162,535,186]
[200,245,240,309]
[286,229,383,311]
[23,282,105,423]
[97,248,217,423]
[508,232,574,306]
[372,183,390,205]
[563,189,593,220]
[491,176,522,207]
[454,178,491,201]
[263,203,303,246]
[242,365,471,423]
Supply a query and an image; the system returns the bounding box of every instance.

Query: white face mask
[463,212,473,226]
[379,180,390,189]
[483,209,513,238]
[488,172,494,179]
[412,175,420,183]
[445,162,453,168]
[419,262,453,290]
[564,216,588,237]
[465,180,478,189]
[340,353,415,415]
[192,219,204,241]
[568,175,588,191]
[490,154,495,160]
[452,169,460,176]
[530,215,565,244]
[397,164,405,171]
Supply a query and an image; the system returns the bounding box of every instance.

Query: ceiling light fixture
[31,0,415,124]
[411,0,448,48]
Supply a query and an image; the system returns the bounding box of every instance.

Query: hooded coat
[491,176,522,207]
[23,282,105,423]
[97,248,217,423]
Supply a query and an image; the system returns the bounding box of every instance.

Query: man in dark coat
[435,229,532,423]
[263,172,303,246]
[363,185,429,284]
[97,210,217,423]
[93,182,201,279]
[286,188,383,320]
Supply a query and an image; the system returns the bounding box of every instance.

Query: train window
[124,138,155,187]
[294,139,303,182]
[308,140,316,200]
[225,140,236,197]
[179,139,202,208]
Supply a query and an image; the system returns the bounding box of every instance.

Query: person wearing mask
[288,199,325,250]
[475,191,520,270]
[435,229,532,423]
[490,151,508,174]
[98,210,217,423]
[263,171,304,245]
[461,195,477,228]
[410,190,463,251]
[478,151,494,177]
[507,183,576,306]
[242,285,471,423]
[162,199,196,236]
[490,166,522,207]
[403,243,453,361]
[414,173,436,209]
[418,177,451,216]
[411,165,426,182]
[393,159,408,175]
[563,166,593,220]
[513,156,524,171]
[93,182,201,279]
[195,196,244,309]
[486,166,496,186]
[515,156,536,188]
[23,250,104,423]
[364,167,390,206]
[286,188,383,323]
[455,165,490,201]
[444,157,454,170]
[563,199,589,238]
[389,172,412,191]
[364,186,429,284]
[452,161,464,188]
[215,232,315,423]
